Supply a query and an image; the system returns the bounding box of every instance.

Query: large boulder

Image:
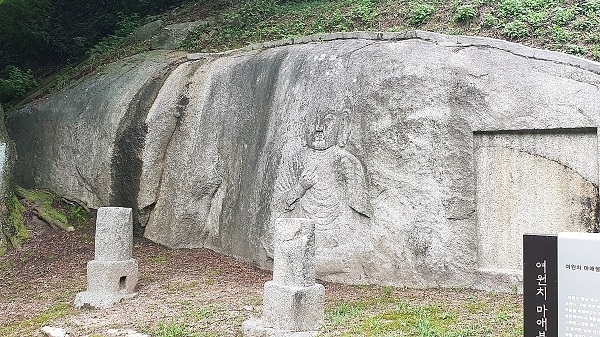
[8,50,186,214]
[7,31,600,290]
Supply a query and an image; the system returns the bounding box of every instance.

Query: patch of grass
[482,13,499,27]
[0,302,72,336]
[497,0,527,19]
[552,6,576,26]
[585,0,600,12]
[353,301,461,336]
[549,25,570,42]
[155,321,194,337]
[592,44,600,60]
[565,44,586,55]
[325,303,364,327]
[190,304,223,321]
[525,11,547,29]
[323,290,522,336]
[382,285,394,297]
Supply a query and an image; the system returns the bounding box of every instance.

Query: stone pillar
[75,207,138,309]
[243,218,324,336]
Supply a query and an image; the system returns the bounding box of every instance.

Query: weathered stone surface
[132,20,164,43]
[95,207,133,261]
[7,50,186,210]
[272,218,316,287]
[475,130,598,272]
[75,207,138,309]
[8,31,600,290]
[262,281,325,332]
[244,217,323,336]
[84,259,138,293]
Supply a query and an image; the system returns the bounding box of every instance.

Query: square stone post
[243,218,325,336]
[75,207,138,309]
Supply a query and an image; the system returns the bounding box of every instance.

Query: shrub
[573,19,596,31]
[503,20,529,39]
[550,25,570,42]
[592,44,600,60]
[482,13,499,27]
[586,32,600,43]
[565,44,586,55]
[584,0,600,13]
[454,5,477,23]
[498,0,526,18]
[552,7,575,26]
[0,66,36,104]
[525,11,547,29]
[409,3,435,26]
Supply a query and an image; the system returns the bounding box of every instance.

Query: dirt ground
[0,208,523,336]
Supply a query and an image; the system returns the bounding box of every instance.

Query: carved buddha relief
[275,108,371,227]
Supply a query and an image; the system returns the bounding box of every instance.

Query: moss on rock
[0,103,24,256]
[15,186,73,232]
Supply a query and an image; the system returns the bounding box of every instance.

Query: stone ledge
[187,30,600,75]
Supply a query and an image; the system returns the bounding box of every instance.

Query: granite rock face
[8,31,600,290]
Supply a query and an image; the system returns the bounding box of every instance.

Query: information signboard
[558,233,600,337]
[524,234,558,336]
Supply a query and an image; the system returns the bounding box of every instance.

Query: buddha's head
[304,109,349,150]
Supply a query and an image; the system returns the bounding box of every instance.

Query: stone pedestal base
[74,290,137,310]
[262,281,324,331]
[243,281,324,336]
[74,259,138,309]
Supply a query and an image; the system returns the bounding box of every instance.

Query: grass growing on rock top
[12,0,600,109]
[175,0,600,61]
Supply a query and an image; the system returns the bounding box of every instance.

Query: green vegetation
[0,193,28,255]
[408,3,436,26]
[322,291,523,336]
[154,321,194,337]
[454,5,477,23]
[178,0,600,60]
[15,186,74,232]
[67,204,88,229]
[1,0,599,108]
[179,0,379,52]
[0,66,37,105]
[0,302,72,335]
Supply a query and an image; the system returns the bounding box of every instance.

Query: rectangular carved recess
[473,128,598,273]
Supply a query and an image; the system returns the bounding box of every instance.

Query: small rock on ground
[40,326,69,337]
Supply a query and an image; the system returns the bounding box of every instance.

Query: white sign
[558,232,600,337]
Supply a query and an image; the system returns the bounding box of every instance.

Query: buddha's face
[305,111,342,150]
